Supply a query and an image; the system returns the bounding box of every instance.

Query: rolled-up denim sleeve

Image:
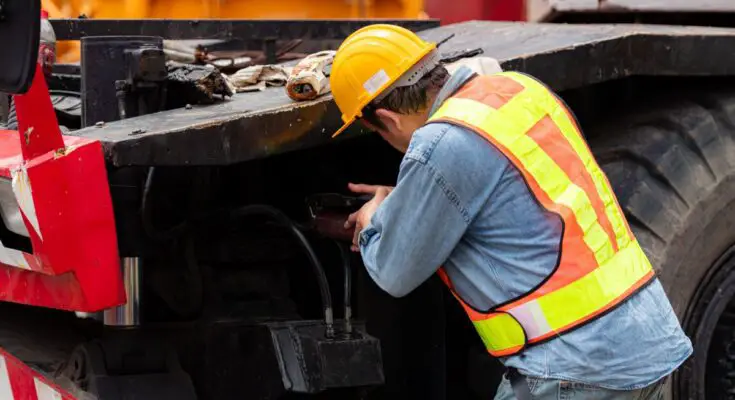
[358,157,471,298]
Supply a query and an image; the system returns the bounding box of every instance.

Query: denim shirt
[358,66,693,390]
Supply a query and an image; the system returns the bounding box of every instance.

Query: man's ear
[375,109,402,133]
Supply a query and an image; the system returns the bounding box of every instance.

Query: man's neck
[428,66,477,117]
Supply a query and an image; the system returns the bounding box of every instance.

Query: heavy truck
[3,0,735,399]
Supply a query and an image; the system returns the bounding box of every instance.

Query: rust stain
[24,127,33,145]
[257,104,328,151]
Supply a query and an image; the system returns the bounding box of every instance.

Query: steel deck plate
[67,21,735,166]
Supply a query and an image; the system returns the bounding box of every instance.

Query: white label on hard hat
[363,69,390,95]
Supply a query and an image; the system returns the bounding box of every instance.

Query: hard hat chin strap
[374,49,440,102]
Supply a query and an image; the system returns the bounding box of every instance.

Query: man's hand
[344,183,394,252]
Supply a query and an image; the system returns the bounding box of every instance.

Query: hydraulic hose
[141,166,189,241]
[336,241,353,337]
[140,172,336,336]
[229,205,335,338]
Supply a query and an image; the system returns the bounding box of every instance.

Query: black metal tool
[440,47,484,64]
[305,193,372,242]
[436,33,456,48]
[306,192,371,214]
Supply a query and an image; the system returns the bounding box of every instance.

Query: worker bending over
[329,24,693,399]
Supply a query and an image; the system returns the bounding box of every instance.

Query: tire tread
[590,91,735,266]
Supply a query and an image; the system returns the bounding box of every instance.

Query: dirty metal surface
[51,19,440,41]
[68,21,735,166]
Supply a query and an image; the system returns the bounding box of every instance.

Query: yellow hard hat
[330,24,437,138]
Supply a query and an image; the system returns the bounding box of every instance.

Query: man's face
[367,108,430,153]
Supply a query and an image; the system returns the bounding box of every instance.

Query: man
[329,24,693,399]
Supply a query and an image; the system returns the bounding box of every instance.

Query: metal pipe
[103,257,141,326]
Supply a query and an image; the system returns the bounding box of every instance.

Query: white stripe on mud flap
[34,377,63,400]
[0,356,16,400]
[0,244,31,270]
[11,168,42,241]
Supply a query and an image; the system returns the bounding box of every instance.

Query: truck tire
[588,89,735,399]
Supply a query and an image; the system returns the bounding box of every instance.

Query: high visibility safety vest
[427,71,656,358]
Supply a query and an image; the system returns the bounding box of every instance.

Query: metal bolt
[95,121,105,128]
[185,104,193,110]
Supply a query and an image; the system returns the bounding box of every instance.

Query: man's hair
[361,64,449,130]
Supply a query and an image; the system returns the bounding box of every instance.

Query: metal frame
[68,21,735,167]
[50,19,440,41]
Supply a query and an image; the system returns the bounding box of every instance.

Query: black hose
[140,166,189,241]
[140,170,335,336]
[336,241,353,337]
[229,205,335,337]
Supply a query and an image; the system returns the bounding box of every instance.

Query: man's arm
[355,157,471,297]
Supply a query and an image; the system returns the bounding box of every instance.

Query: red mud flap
[0,64,125,312]
[0,348,77,400]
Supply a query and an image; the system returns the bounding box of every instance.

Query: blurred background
[41,0,532,63]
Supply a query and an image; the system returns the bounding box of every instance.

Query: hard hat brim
[332,117,356,138]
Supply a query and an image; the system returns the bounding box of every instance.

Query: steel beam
[50,19,440,41]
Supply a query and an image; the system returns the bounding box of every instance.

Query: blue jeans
[494,376,665,399]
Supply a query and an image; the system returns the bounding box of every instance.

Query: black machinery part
[145,201,385,394]
[268,319,383,394]
[140,196,384,394]
[139,179,339,337]
[56,336,198,400]
[80,35,166,127]
[139,178,361,345]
